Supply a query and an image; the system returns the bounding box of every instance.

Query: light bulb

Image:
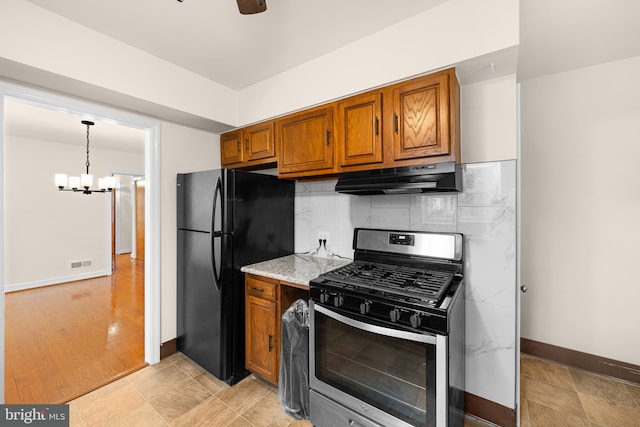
[55,173,68,188]
[105,176,116,190]
[68,176,81,189]
[81,173,94,188]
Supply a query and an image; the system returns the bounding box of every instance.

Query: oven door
[309,301,447,427]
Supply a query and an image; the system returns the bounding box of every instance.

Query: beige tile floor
[67,352,640,426]
[68,352,309,427]
[520,354,640,427]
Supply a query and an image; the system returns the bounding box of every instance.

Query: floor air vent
[70,260,93,269]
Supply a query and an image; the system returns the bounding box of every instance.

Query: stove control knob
[334,295,344,308]
[319,291,329,304]
[390,308,401,323]
[360,301,371,315]
[410,313,422,328]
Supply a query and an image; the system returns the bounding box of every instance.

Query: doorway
[0,81,161,404]
[112,174,146,263]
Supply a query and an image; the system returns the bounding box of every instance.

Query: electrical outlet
[317,230,330,242]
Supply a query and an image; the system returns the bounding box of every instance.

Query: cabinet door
[277,105,335,176]
[392,72,451,161]
[245,295,278,384]
[244,121,276,162]
[337,91,383,167]
[220,130,244,166]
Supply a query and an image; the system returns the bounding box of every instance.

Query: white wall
[237,0,518,125]
[461,74,518,163]
[4,136,143,291]
[0,0,238,127]
[520,56,640,365]
[159,122,219,343]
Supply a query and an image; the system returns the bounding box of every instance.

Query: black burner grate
[323,261,454,304]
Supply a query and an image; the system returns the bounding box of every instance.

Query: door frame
[0,81,162,403]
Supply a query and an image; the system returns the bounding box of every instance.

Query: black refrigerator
[177,169,294,385]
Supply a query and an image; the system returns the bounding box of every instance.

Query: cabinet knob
[245,138,249,150]
[520,285,528,293]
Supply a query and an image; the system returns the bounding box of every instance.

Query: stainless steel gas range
[308,228,465,427]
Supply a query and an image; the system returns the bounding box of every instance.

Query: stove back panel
[354,228,463,262]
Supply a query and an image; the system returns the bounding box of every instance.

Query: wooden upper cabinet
[337,91,383,168]
[276,105,336,177]
[392,69,455,162]
[220,130,244,166]
[244,121,276,162]
[223,68,459,174]
[220,122,276,168]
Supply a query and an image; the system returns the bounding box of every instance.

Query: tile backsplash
[294,159,517,409]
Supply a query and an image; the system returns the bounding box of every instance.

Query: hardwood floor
[4,254,146,404]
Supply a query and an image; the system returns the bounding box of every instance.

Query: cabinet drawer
[246,276,277,301]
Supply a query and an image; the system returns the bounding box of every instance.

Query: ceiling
[5,0,640,149]
[23,0,449,91]
[518,0,640,81]
[5,101,146,152]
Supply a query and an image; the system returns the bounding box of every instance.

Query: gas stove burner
[322,261,454,304]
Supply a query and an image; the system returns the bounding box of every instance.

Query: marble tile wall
[294,160,517,409]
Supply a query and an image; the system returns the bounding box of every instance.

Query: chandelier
[54,120,116,194]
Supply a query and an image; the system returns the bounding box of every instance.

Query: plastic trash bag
[278,299,310,419]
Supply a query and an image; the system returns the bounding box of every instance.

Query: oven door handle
[313,303,437,345]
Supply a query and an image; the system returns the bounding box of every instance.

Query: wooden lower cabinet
[245,274,309,385]
[245,294,278,383]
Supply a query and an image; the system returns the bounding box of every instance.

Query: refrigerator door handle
[211,177,223,291]
[212,176,223,233]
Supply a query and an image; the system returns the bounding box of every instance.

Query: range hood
[335,161,462,195]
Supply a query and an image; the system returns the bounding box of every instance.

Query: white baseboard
[4,269,112,293]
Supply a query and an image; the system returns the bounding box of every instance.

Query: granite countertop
[241,254,352,286]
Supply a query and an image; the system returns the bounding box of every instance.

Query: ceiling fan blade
[237,0,267,15]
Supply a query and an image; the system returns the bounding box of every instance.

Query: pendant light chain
[85,122,91,175]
